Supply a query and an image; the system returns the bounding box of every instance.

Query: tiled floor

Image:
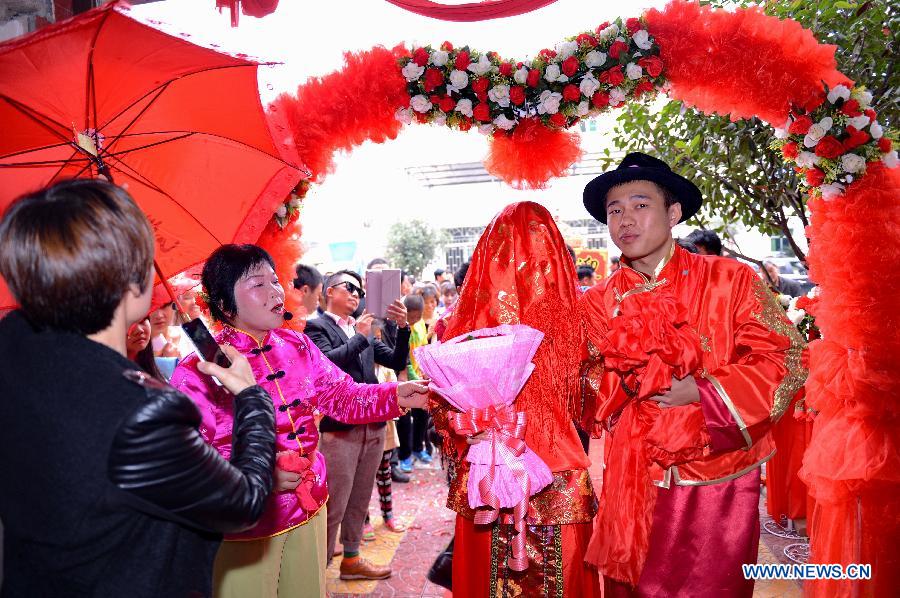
[327,445,805,597]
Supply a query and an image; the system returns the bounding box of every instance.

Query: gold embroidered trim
[750,278,809,420]
[703,373,753,450]
[553,525,564,598]
[666,450,775,487]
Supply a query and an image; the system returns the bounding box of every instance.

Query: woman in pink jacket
[171,244,427,598]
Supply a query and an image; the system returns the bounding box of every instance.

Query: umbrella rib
[84,4,114,132]
[103,132,196,158]
[0,157,91,168]
[103,153,226,246]
[0,139,80,161]
[0,95,74,145]
[100,84,171,156]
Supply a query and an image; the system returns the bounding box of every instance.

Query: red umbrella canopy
[0,1,304,309]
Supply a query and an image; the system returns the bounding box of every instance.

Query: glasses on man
[332,281,364,298]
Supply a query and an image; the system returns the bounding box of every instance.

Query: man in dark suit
[304,270,410,580]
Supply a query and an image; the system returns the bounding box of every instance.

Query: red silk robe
[580,243,807,590]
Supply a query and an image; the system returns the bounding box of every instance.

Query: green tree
[607,0,898,262]
[386,219,441,277]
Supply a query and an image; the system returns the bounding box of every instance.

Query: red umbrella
[0,1,305,310]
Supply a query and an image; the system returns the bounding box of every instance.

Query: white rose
[493,114,516,130]
[410,94,433,113]
[818,116,833,131]
[513,67,529,85]
[609,88,627,107]
[579,73,600,98]
[870,121,884,139]
[401,62,425,81]
[808,286,820,298]
[625,62,643,80]
[882,150,899,168]
[826,84,851,104]
[584,50,606,68]
[537,90,563,114]
[544,63,562,83]
[795,151,819,168]
[275,204,288,218]
[395,107,413,124]
[448,69,469,90]
[803,124,827,148]
[847,115,870,129]
[851,88,873,107]
[773,127,790,140]
[840,153,866,174]
[432,112,447,127]
[599,24,619,40]
[477,123,494,135]
[820,182,845,200]
[632,29,652,50]
[555,40,579,60]
[576,100,590,117]
[778,294,792,308]
[556,74,569,83]
[455,98,474,117]
[787,308,806,326]
[488,84,511,107]
[431,50,449,67]
[468,54,494,76]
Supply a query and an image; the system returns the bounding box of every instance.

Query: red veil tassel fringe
[800,163,900,596]
[645,1,851,123]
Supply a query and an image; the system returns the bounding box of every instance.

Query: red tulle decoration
[483,118,582,189]
[646,1,851,123]
[256,215,306,332]
[269,45,410,184]
[800,164,900,596]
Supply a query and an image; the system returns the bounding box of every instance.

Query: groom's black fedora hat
[583,152,703,224]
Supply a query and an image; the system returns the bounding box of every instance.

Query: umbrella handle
[153,261,190,325]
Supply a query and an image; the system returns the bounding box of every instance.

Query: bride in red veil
[431,201,601,597]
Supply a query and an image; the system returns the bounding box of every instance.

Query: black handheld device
[181,318,232,369]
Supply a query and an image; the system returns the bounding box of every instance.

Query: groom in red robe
[579,152,807,596]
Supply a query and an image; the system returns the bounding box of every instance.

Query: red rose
[516,61,524,69]
[633,80,655,96]
[455,51,470,70]
[609,40,629,60]
[595,21,610,33]
[423,68,444,92]
[563,84,581,102]
[600,65,625,87]
[626,18,643,34]
[441,41,454,52]
[592,90,610,108]
[539,48,557,61]
[840,99,861,117]
[509,86,526,106]
[865,108,877,120]
[562,56,580,78]
[637,55,664,78]
[429,94,441,104]
[413,48,429,67]
[499,62,513,77]
[473,102,491,122]
[415,112,430,124]
[842,128,870,151]
[878,137,893,153]
[438,96,456,113]
[577,33,598,47]
[814,135,845,159]
[782,141,799,159]
[788,115,813,135]
[472,77,490,101]
[550,112,567,127]
[526,69,541,87]
[805,168,825,187]
[457,117,472,131]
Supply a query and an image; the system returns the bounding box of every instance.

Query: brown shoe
[339,556,392,580]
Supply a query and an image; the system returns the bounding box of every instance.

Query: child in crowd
[397,294,432,472]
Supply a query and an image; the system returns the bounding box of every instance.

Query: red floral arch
[263,3,899,594]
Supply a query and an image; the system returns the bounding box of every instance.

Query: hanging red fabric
[216,0,279,26]
[383,0,557,22]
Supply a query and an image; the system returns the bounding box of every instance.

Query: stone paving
[327,443,805,597]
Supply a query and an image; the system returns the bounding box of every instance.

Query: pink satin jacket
[171,326,399,540]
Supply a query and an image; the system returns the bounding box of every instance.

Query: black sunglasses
[332,281,364,298]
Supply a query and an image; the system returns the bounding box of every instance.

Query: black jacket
[304,315,409,432]
[0,311,276,598]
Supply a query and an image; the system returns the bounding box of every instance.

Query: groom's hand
[654,375,700,408]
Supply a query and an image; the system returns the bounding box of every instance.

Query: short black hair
[611,256,620,264]
[566,244,577,264]
[293,263,323,290]
[367,257,389,269]
[434,268,445,278]
[403,293,424,312]
[677,238,700,254]
[454,261,470,289]
[685,229,723,256]
[327,269,362,288]
[576,265,595,280]
[416,284,439,299]
[202,244,275,323]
